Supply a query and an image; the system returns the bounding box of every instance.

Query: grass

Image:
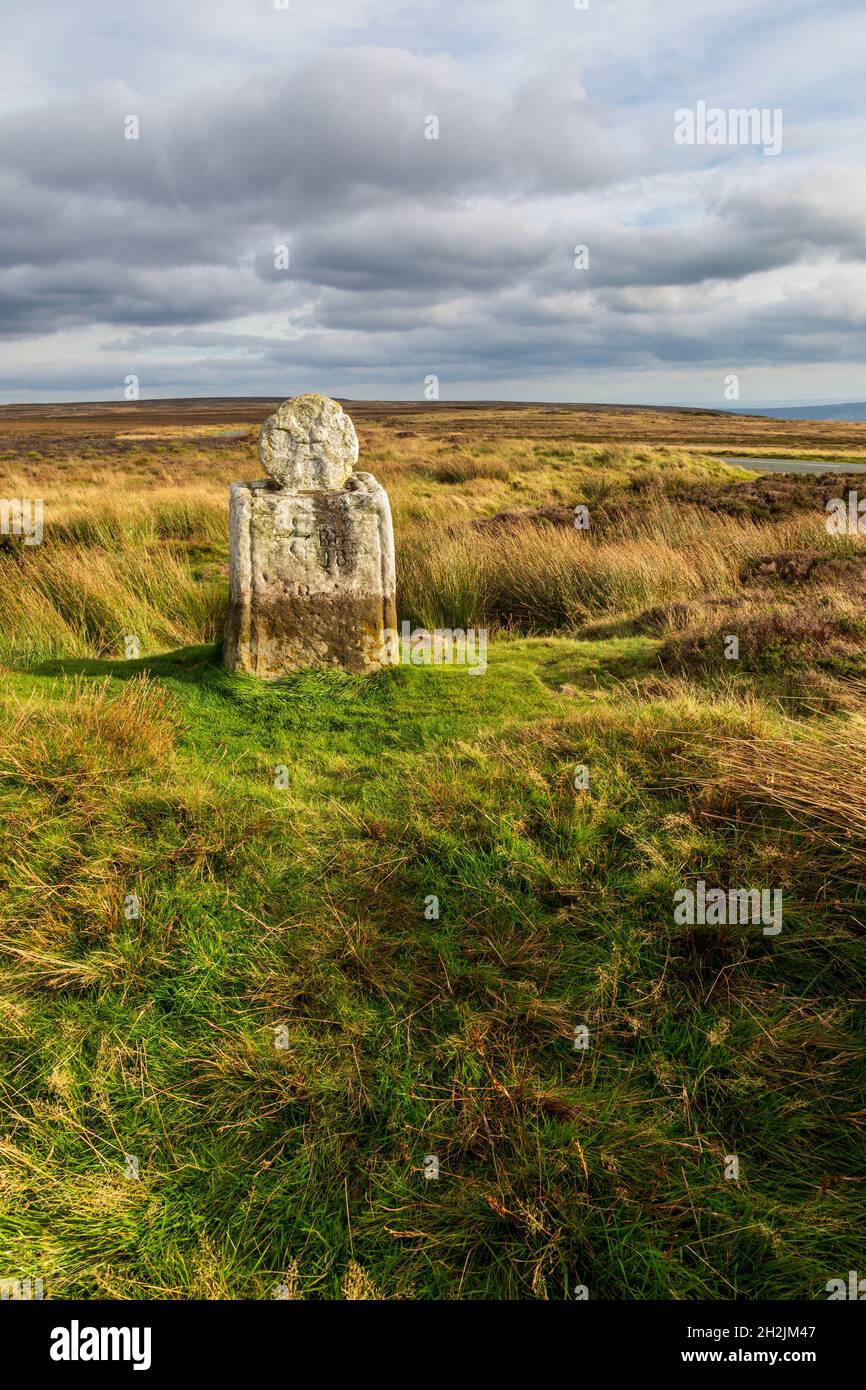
[0,403,864,1300]
[1,447,856,665]
[0,541,226,667]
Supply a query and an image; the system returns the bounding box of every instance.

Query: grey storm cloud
[1,51,624,208]
[1,0,866,401]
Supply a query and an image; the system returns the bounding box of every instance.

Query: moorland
[0,398,864,1299]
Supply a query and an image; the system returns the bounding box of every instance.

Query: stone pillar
[224,394,397,677]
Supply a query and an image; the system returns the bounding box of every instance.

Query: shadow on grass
[30,642,231,687]
[26,640,424,710]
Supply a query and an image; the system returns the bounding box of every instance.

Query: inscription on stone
[224,395,397,677]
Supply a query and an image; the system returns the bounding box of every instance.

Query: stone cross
[223,394,397,677]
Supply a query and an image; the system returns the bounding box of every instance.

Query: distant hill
[3,396,866,425]
[733,402,866,423]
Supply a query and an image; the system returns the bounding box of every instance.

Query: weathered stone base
[224,472,397,678]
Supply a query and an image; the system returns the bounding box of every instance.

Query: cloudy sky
[1,0,864,405]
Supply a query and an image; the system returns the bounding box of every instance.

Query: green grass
[1,639,863,1299]
[1,419,864,1300]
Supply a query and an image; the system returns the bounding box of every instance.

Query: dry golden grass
[398,495,866,632]
[0,531,225,664]
[0,675,180,789]
[711,721,866,864]
[2,418,864,661]
[2,399,866,664]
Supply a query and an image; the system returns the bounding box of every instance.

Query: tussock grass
[427,456,514,485]
[6,441,845,667]
[399,500,864,633]
[0,537,225,665]
[0,674,179,786]
[46,489,227,547]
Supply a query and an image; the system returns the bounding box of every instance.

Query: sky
[0,0,865,406]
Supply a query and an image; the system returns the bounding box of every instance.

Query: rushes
[47,488,226,547]
[399,502,860,633]
[0,484,227,664]
[0,533,225,666]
